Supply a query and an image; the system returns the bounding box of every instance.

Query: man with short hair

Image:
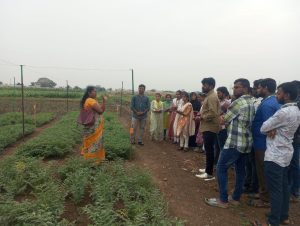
[261,82,300,226]
[250,78,281,207]
[205,78,255,208]
[130,84,150,145]
[196,77,220,180]
[289,80,300,202]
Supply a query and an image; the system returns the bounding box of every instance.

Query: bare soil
[120,113,300,226]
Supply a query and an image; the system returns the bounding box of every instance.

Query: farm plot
[0,112,55,152]
[0,110,182,225]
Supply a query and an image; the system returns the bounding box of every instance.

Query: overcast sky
[0,0,299,92]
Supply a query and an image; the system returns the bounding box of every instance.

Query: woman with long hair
[80,86,107,163]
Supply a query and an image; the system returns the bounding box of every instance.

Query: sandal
[247,199,270,208]
[204,197,228,209]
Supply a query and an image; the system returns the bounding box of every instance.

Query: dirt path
[0,118,60,160]
[120,114,300,226]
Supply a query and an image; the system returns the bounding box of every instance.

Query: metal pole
[66,80,69,112]
[13,77,16,111]
[131,69,134,95]
[20,65,25,139]
[120,81,123,116]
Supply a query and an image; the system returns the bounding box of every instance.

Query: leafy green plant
[16,112,82,158]
[0,112,55,127]
[83,160,183,225]
[104,113,133,160]
[0,123,35,152]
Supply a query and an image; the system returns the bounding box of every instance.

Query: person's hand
[219,115,225,125]
[267,129,277,139]
[102,96,108,101]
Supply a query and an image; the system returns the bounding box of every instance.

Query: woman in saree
[80,86,107,164]
[163,94,172,140]
[168,90,183,144]
[150,93,164,141]
[176,91,195,151]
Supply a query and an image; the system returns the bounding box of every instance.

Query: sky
[0,0,299,92]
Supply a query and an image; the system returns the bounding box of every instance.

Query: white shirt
[261,103,300,167]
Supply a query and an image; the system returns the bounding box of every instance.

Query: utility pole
[66,80,69,112]
[131,69,134,95]
[20,65,25,139]
[120,81,123,116]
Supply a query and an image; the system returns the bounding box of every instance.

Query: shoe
[199,168,205,173]
[228,195,240,206]
[138,141,144,146]
[177,147,183,151]
[204,197,228,209]
[193,147,200,152]
[130,141,135,145]
[183,147,189,152]
[195,173,214,179]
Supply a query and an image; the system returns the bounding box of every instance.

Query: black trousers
[203,131,217,175]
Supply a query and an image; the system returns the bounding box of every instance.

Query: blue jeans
[288,142,300,198]
[264,161,289,226]
[217,148,247,202]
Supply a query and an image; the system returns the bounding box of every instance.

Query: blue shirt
[252,95,281,150]
[130,95,150,119]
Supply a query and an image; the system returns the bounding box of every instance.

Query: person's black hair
[234,78,250,89]
[176,90,182,95]
[253,79,263,88]
[259,78,277,93]
[201,77,215,88]
[291,80,300,92]
[139,84,146,89]
[278,82,298,102]
[216,87,229,96]
[165,93,172,99]
[181,91,189,101]
[190,92,197,99]
[80,86,95,109]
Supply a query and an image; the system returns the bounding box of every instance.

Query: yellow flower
[16,161,26,173]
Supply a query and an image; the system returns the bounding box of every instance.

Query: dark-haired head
[259,78,277,94]
[181,91,189,102]
[175,90,182,99]
[190,92,197,101]
[165,93,172,100]
[217,86,229,100]
[138,84,146,95]
[233,78,250,98]
[202,77,216,93]
[276,82,298,105]
[80,86,96,109]
[291,80,300,96]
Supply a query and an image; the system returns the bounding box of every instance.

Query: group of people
[130,78,300,226]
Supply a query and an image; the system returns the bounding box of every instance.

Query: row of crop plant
[0,111,183,225]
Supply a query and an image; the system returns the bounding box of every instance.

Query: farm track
[0,117,60,160]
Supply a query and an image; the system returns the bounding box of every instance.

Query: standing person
[205,78,255,208]
[130,84,150,145]
[196,92,206,149]
[80,86,107,164]
[196,77,220,179]
[189,92,201,150]
[250,78,281,207]
[289,80,300,202]
[169,90,183,144]
[215,86,231,163]
[261,82,300,226]
[150,93,164,141]
[163,94,172,140]
[176,91,195,151]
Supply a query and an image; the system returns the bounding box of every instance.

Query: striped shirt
[224,95,255,153]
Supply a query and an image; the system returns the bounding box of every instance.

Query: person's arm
[260,109,286,134]
[92,96,107,114]
[142,97,150,114]
[182,104,192,116]
[201,97,219,121]
[224,100,239,124]
[130,96,137,114]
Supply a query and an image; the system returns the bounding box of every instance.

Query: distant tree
[107,88,112,92]
[95,85,106,92]
[35,77,56,88]
[30,82,35,86]
[73,86,82,91]
[150,89,156,92]
[0,81,3,85]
